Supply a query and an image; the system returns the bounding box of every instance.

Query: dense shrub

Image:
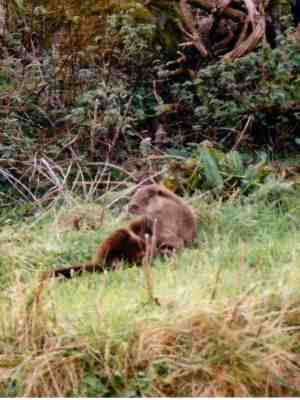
[0,3,299,205]
[163,32,300,151]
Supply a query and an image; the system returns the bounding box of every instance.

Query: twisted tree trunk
[178,0,266,61]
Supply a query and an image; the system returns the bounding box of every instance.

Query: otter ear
[156,186,166,197]
[143,186,157,198]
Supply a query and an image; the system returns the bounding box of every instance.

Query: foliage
[0,1,299,206]
[163,146,300,201]
[164,32,300,150]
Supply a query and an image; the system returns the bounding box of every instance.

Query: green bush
[166,32,300,150]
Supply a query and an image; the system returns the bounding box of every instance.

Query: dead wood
[176,0,266,62]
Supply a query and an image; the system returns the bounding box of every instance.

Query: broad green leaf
[244,165,258,181]
[200,149,224,189]
[226,151,244,175]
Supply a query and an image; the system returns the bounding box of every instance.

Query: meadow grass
[0,192,300,396]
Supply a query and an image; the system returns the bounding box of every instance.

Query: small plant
[162,147,300,200]
[107,12,156,65]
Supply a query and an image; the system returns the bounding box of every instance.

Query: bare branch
[179,0,209,57]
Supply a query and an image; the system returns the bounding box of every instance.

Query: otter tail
[42,263,103,279]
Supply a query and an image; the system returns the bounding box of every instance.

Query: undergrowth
[0,189,300,396]
[1,14,299,207]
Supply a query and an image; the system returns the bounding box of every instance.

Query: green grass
[0,192,300,396]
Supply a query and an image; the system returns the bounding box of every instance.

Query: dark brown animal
[127,184,197,253]
[44,216,153,279]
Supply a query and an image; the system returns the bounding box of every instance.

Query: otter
[44,216,153,279]
[127,184,197,253]
[44,185,197,279]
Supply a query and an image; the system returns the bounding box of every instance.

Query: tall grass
[0,192,299,396]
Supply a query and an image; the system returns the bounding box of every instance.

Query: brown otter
[44,216,153,279]
[128,184,197,253]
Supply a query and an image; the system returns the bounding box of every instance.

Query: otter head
[130,216,153,237]
[128,184,165,215]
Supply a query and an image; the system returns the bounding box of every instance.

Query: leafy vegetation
[0,0,299,206]
[190,34,300,149]
[163,147,300,196]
